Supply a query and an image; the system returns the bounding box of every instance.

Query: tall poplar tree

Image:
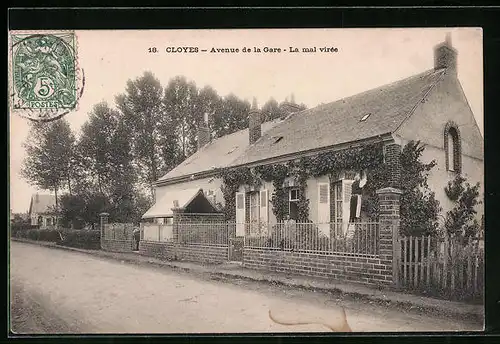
[21,118,76,214]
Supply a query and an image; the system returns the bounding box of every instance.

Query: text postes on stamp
[9,31,82,122]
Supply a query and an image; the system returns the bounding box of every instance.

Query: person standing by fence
[133,227,140,251]
[283,214,297,250]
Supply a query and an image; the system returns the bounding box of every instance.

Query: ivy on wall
[218,142,386,222]
[218,166,261,221]
[218,140,448,238]
[444,174,481,241]
[444,174,466,202]
[399,141,441,236]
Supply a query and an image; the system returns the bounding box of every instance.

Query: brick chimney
[197,112,210,150]
[434,33,457,75]
[249,98,262,145]
[279,93,302,119]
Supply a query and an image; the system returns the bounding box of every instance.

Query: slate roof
[157,68,446,183]
[28,194,56,214]
[231,69,446,167]
[158,119,282,182]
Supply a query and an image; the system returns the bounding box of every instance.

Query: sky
[8,28,483,213]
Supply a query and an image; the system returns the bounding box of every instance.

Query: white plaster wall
[155,177,224,207]
[400,138,484,223]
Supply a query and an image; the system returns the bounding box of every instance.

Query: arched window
[444,122,461,173]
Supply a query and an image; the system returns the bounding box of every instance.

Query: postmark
[9,31,84,122]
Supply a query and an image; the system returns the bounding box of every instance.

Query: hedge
[11,228,60,241]
[58,229,101,250]
[11,227,101,250]
[10,224,39,238]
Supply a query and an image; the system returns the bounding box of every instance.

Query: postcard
[9,27,484,334]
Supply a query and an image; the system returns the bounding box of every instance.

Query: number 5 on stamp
[9,31,81,121]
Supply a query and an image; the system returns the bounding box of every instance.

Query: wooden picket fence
[398,235,484,301]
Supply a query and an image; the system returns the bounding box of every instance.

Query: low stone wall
[243,248,392,287]
[101,238,135,253]
[139,241,228,264]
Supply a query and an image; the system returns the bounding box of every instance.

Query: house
[143,35,484,238]
[143,116,284,224]
[28,193,59,228]
[142,187,221,224]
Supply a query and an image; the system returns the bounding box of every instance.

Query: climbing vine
[218,142,386,222]
[218,166,261,221]
[399,141,441,236]
[444,174,466,202]
[218,139,446,238]
[444,174,481,242]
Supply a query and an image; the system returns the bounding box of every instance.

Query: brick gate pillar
[99,212,109,249]
[384,143,402,188]
[376,187,402,287]
[172,208,182,243]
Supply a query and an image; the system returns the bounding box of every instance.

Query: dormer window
[360,113,371,122]
[273,136,283,144]
[226,146,238,154]
[444,122,461,173]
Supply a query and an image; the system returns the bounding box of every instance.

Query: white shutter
[355,195,362,218]
[259,189,269,224]
[235,192,246,236]
[342,180,353,227]
[317,183,330,236]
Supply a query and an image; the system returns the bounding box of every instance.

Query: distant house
[28,193,59,228]
[143,36,483,237]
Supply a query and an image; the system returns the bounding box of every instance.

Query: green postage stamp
[9,31,83,121]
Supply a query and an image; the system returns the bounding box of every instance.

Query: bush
[38,229,61,242]
[58,229,101,249]
[10,224,39,238]
[15,228,61,242]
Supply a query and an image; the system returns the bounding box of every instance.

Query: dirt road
[9,241,482,334]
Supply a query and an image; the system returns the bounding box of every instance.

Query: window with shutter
[249,192,260,223]
[288,188,299,220]
[342,180,353,226]
[317,183,330,235]
[260,189,269,225]
[260,189,267,206]
[332,181,343,236]
[235,192,246,236]
[319,184,329,203]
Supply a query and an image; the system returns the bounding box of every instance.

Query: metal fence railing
[103,223,135,241]
[178,223,230,246]
[244,222,380,257]
[140,222,231,246]
[141,223,174,242]
[139,221,380,255]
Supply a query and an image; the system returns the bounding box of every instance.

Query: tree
[75,101,142,224]
[21,119,76,215]
[212,94,251,138]
[444,175,481,242]
[399,141,441,236]
[163,76,200,160]
[78,102,121,195]
[116,71,165,197]
[10,213,29,226]
[59,194,87,229]
[261,98,280,122]
[198,85,222,142]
